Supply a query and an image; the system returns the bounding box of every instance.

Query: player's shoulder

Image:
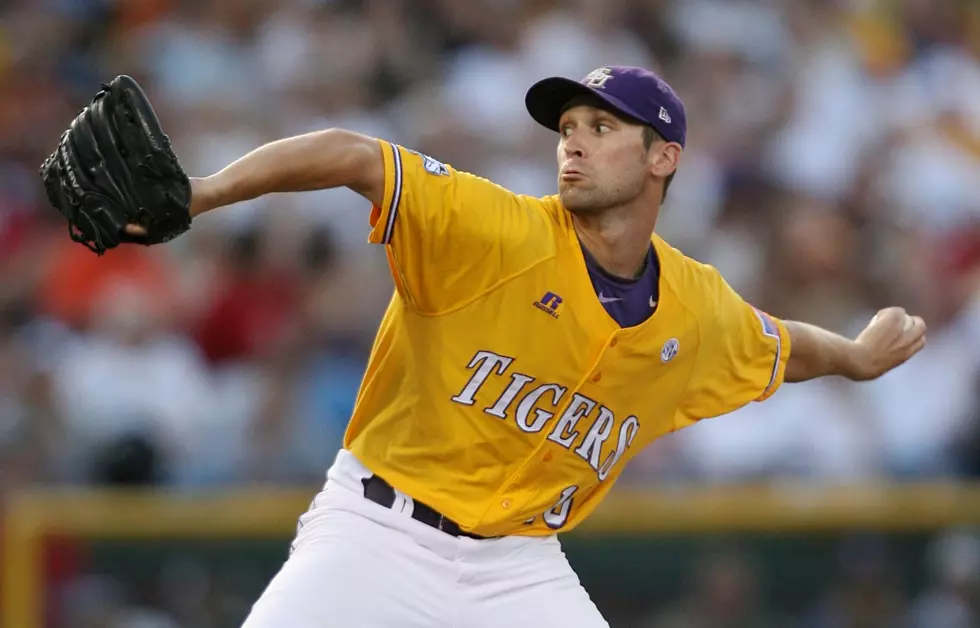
[652,233,714,285]
[653,234,732,309]
[394,141,558,224]
[396,143,557,209]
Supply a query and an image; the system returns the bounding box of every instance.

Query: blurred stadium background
[1,0,980,626]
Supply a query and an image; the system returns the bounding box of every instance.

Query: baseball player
[132,66,926,627]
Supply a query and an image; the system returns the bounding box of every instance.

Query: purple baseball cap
[525,66,687,147]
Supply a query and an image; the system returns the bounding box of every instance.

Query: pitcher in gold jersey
[128,66,926,628]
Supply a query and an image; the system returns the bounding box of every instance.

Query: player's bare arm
[783,307,927,383]
[196,129,385,213]
[126,129,385,236]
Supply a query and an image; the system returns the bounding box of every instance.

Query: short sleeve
[368,140,552,314]
[677,265,791,426]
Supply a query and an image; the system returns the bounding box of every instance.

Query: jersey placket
[477,330,623,529]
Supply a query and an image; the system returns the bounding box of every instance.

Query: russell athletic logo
[534,291,563,319]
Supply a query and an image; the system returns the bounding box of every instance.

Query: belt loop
[394,490,412,515]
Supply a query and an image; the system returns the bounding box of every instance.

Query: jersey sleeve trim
[368,140,404,245]
[755,311,791,402]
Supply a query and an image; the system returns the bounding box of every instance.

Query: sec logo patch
[661,338,679,362]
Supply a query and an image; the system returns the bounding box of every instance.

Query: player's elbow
[314,128,385,207]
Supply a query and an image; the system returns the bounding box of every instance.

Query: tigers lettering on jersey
[344,140,792,537]
[450,350,639,482]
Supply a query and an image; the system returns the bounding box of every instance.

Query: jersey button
[591,372,602,383]
[501,499,512,510]
[543,451,553,462]
[609,338,618,347]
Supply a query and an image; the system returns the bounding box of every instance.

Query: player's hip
[251,454,609,628]
[293,449,560,561]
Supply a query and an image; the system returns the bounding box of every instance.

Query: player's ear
[649,142,681,179]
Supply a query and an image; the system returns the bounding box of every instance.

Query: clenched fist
[851,307,928,381]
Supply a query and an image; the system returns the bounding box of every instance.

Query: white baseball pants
[240,449,609,628]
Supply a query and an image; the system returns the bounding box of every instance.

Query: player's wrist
[188,176,222,217]
[838,338,874,381]
[785,321,867,382]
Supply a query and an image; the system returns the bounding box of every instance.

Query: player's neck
[571,202,659,279]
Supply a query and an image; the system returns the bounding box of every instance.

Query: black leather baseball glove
[39,75,192,255]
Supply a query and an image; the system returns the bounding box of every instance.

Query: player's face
[556,103,651,214]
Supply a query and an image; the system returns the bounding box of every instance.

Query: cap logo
[583,67,613,89]
[658,107,672,124]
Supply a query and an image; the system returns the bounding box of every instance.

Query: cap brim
[525,76,647,132]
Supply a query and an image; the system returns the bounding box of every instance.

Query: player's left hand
[39,74,192,255]
[850,307,927,380]
[125,177,212,238]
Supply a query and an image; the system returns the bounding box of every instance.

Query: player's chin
[559,188,602,214]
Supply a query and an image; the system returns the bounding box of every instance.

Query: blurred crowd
[1,0,980,626]
[2,0,980,491]
[0,0,980,483]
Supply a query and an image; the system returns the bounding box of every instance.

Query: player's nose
[561,135,586,159]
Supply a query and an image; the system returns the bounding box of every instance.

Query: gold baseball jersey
[344,141,791,537]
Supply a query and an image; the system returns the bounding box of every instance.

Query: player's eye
[560,124,573,137]
[596,123,611,134]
